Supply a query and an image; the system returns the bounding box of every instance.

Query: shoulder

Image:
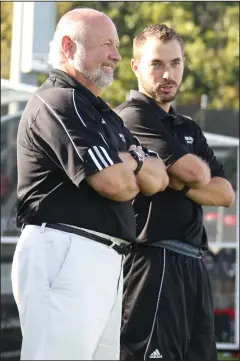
[115,98,148,115]
[33,87,98,128]
[115,99,149,126]
[177,113,203,131]
[177,113,194,124]
[35,87,87,111]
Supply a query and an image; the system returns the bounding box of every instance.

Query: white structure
[10,2,56,86]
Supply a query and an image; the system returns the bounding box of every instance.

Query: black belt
[24,223,134,256]
[148,240,206,259]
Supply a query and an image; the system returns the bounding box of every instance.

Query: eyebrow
[171,57,182,62]
[151,57,182,63]
[106,38,120,47]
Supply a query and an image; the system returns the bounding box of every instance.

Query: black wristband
[129,150,144,175]
[181,185,190,195]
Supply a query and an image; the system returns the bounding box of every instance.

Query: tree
[1,1,239,109]
[1,2,13,79]
[98,1,239,109]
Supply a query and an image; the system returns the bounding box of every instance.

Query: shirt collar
[129,90,182,125]
[49,69,110,112]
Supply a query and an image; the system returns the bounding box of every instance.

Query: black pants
[121,246,217,361]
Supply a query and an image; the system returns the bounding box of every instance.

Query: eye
[172,61,181,66]
[151,63,161,67]
[103,42,111,47]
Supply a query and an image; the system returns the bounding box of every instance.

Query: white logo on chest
[119,134,126,142]
[184,136,193,144]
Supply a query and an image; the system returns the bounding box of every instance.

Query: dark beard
[140,77,181,104]
[155,90,179,103]
[146,84,180,104]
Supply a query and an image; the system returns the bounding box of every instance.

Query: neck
[155,100,171,113]
[138,86,171,113]
[59,65,102,97]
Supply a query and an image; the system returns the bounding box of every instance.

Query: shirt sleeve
[116,105,189,167]
[30,90,123,187]
[193,123,226,178]
[119,115,160,158]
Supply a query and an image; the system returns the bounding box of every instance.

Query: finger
[136,146,145,157]
[128,144,136,151]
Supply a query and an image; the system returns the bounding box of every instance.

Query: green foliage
[1,1,239,109]
[1,2,13,79]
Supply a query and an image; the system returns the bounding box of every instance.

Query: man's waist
[18,201,136,242]
[17,211,136,243]
[146,240,207,259]
[137,232,206,249]
[59,223,130,245]
[23,222,135,256]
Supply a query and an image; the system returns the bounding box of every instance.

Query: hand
[168,175,185,191]
[118,151,139,172]
[128,144,145,161]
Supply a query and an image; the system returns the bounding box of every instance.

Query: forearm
[168,154,211,188]
[187,164,211,189]
[86,162,139,202]
[186,177,235,207]
[136,157,169,195]
[119,152,168,196]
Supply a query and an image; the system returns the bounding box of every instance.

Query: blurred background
[1,2,239,360]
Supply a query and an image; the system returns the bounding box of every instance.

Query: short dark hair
[133,24,184,60]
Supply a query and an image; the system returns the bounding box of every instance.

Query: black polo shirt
[115,90,226,249]
[16,69,140,243]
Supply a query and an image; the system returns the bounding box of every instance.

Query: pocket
[44,231,72,290]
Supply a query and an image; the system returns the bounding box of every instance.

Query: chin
[160,93,177,103]
[155,96,174,104]
[163,97,176,103]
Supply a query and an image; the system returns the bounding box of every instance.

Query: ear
[61,36,74,59]
[131,58,139,75]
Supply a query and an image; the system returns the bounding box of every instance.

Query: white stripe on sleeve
[88,149,103,170]
[147,149,161,160]
[99,146,114,165]
[93,146,109,167]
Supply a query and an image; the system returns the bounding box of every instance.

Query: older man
[12,9,168,360]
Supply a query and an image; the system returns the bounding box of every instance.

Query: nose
[110,48,121,63]
[162,71,170,80]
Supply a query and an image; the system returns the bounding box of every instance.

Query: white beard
[73,44,114,89]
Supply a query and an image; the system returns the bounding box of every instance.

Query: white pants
[11,224,124,360]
